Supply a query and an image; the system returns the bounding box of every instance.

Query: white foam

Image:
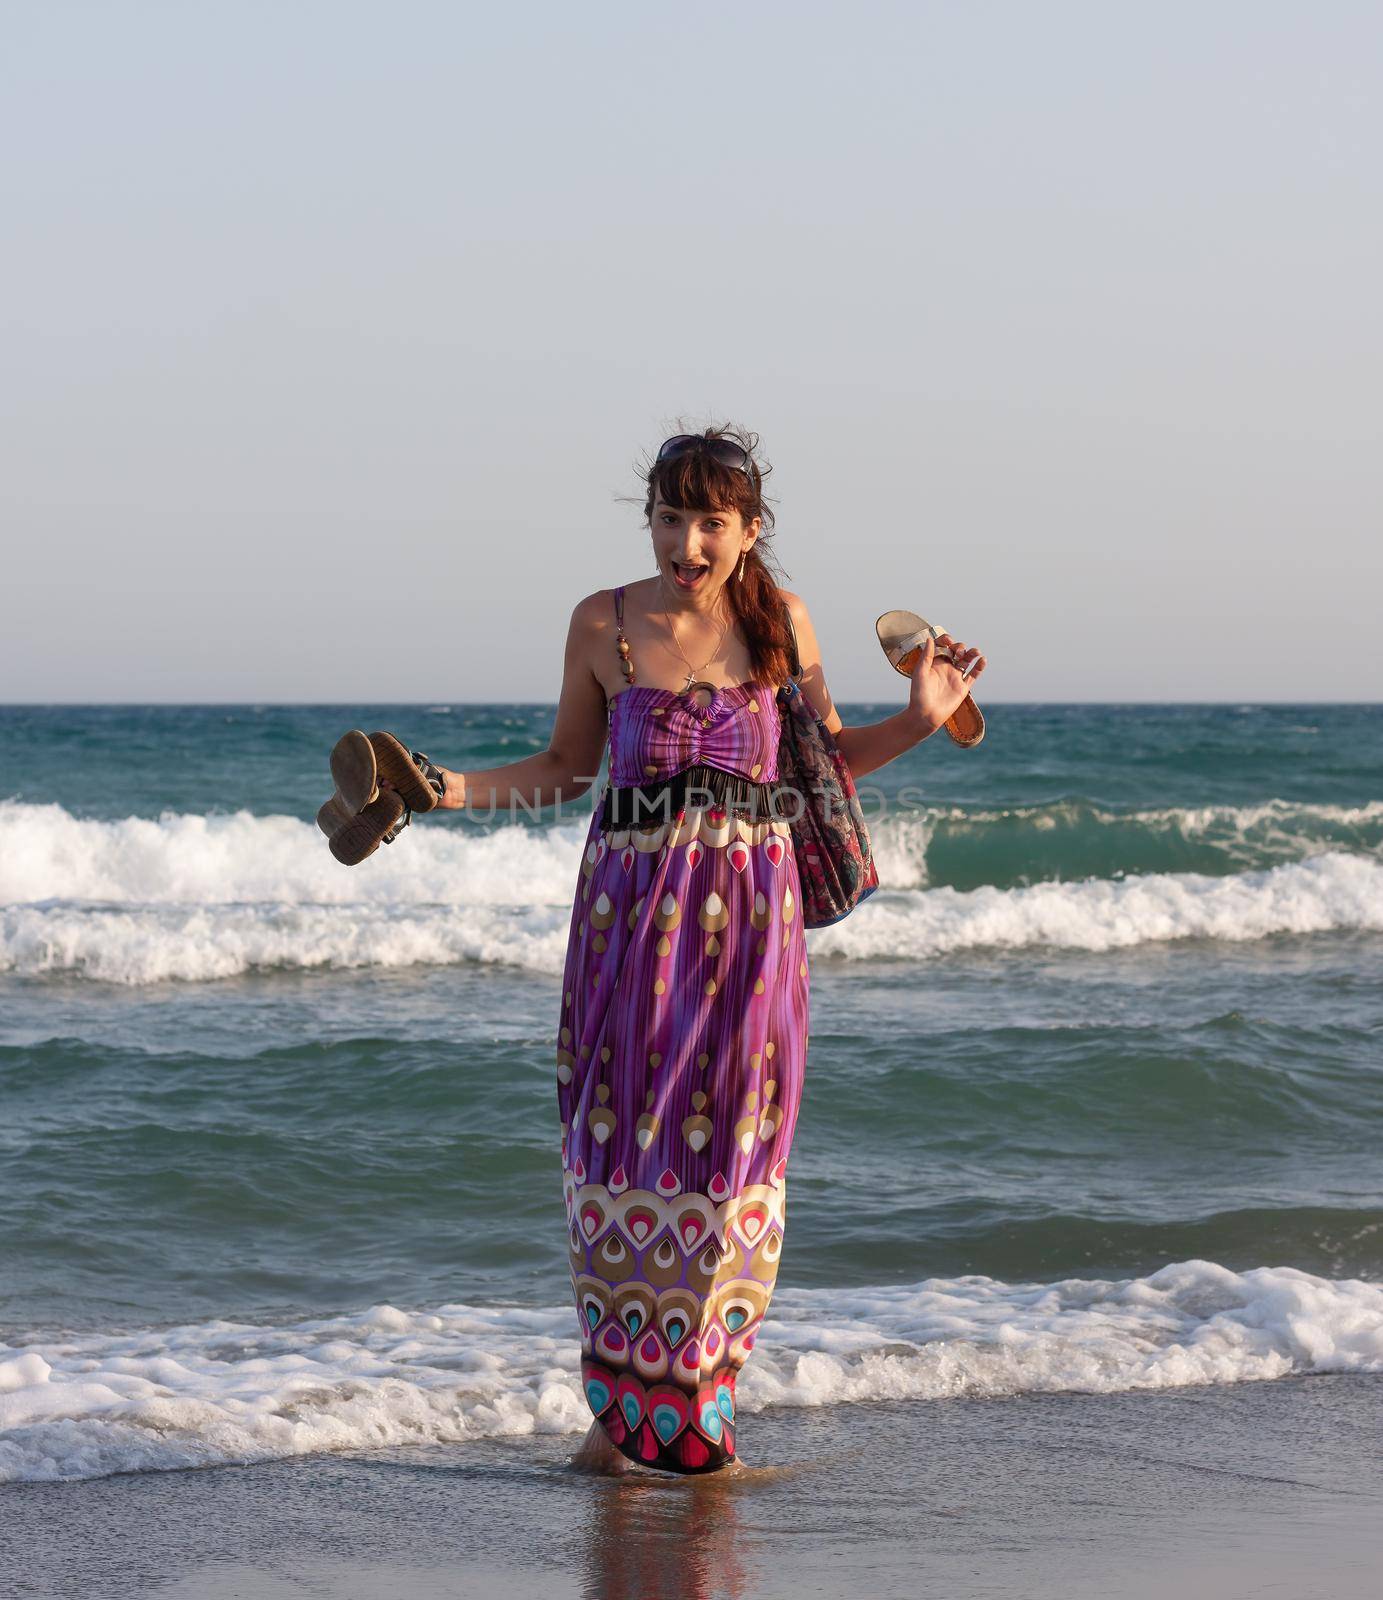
[0,801,585,909]
[814,851,1383,960]
[3,802,1381,983]
[0,900,577,984]
[865,808,937,890]
[2,1261,1379,1484]
[0,800,584,982]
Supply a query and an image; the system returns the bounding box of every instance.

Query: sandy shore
[4,1374,1382,1600]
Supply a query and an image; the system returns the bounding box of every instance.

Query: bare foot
[568,1420,631,1475]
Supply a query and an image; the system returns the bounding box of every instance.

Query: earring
[737,552,747,582]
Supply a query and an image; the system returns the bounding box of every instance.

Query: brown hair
[639,425,796,687]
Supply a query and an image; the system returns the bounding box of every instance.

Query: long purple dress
[556,587,810,1472]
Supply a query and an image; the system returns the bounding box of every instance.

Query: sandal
[317,730,448,865]
[329,789,409,866]
[368,731,444,816]
[876,609,986,748]
[316,730,379,837]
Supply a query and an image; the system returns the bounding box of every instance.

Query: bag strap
[780,598,802,682]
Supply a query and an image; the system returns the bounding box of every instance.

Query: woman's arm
[430,594,612,814]
[783,592,987,781]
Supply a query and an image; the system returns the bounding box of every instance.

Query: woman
[425,428,985,1473]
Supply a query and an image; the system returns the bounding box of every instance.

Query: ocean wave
[0,800,588,910]
[7,796,1378,908]
[2,1260,1379,1484]
[869,797,1383,891]
[3,803,1381,983]
[813,851,1383,960]
[0,901,576,984]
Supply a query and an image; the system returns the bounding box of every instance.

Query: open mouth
[672,561,710,587]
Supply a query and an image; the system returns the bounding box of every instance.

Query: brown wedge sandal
[876,609,986,748]
[317,731,448,865]
[367,731,443,816]
[329,790,409,866]
[316,730,380,837]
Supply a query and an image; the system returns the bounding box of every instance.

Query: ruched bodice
[607,682,781,788]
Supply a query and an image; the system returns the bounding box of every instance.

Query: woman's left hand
[907,632,987,733]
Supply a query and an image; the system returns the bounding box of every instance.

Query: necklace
[660,579,732,697]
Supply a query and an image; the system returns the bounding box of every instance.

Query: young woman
[425,428,985,1474]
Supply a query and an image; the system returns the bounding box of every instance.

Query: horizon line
[1,699,1380,710]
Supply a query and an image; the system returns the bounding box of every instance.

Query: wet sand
[5,1375,1382,1600]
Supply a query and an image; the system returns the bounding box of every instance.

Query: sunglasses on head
[656,435,755,475]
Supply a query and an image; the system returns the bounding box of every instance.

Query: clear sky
[2,1,1379,703]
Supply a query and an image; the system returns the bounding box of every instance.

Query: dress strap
[780,596,803,681]
[613,586,635,691]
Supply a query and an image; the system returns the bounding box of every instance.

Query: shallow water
[1,702,1380,1485]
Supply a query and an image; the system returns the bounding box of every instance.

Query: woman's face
[650,497,760,602]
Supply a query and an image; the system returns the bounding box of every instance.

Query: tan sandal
[876,609,986,748]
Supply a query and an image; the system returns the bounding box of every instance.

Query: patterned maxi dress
[555,587,810,1472]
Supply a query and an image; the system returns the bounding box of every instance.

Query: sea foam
[2,802,1381,983]
[813,850,1383,960]
[2,1261,1380,1484]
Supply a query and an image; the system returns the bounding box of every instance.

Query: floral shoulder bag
[774,603,880,928]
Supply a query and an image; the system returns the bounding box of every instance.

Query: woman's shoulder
[574,578,657,610]
[567,583,657,665]
[775,587,811,627]
[570,585,628,631]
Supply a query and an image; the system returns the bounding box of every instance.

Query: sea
[2,701,1381,1487]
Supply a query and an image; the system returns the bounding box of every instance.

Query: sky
[2,1,1379,703]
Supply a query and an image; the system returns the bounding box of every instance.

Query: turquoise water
[2,703,1381,1483]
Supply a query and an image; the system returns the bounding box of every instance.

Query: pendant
[680,679,724,725]
[681,678,718,705]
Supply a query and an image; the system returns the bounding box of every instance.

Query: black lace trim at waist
[600,762,793,828]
